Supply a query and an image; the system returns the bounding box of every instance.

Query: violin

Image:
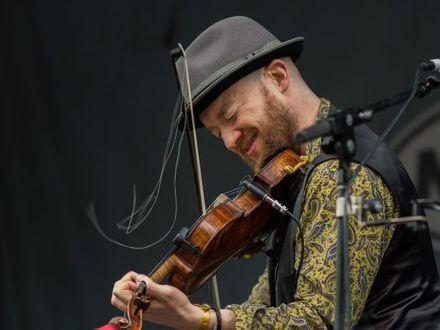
[104,149,306,329]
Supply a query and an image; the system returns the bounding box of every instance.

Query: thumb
[135,275,172,302]
[135,275,159,294]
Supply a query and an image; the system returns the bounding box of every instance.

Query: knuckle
[135,274,147,282]
[112,283,121,293]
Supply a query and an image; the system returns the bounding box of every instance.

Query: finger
[112,287,133,305]
[120,270,139,283]
[112,280,137,304]
[112,271,138,294]
[113,279,138,292]
[111,294,128,312]
[135,274,150,285]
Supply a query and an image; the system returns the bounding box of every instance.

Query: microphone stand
[295,76,439,145]
[295,74,439,329]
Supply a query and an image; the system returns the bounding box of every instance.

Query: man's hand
[111,271,201,329]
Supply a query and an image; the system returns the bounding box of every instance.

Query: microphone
[420,58,440,71]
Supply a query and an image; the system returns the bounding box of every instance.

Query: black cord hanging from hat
[171,43,222,309]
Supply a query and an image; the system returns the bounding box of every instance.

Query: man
[111,16,440,329]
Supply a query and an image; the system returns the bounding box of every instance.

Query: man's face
[199,78,298,172]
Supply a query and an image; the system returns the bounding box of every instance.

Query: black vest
[267,124,440,328]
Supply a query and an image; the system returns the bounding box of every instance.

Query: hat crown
[176,16,279,99]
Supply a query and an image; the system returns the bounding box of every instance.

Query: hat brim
[177,37,304,130]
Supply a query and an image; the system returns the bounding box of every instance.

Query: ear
[264,59,290,93]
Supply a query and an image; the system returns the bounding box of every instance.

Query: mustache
[237,132,256,155]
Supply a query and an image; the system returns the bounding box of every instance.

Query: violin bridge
[212,193,229,207]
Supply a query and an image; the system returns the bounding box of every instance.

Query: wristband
[195,304,211,330]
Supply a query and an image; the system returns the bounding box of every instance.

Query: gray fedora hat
[175,16,304,129]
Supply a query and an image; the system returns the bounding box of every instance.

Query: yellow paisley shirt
[225,99,398,329]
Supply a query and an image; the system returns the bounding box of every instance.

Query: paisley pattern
[225,99,398,329]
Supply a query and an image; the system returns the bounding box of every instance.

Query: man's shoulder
[307,159,394,198]
[302,159,398,220]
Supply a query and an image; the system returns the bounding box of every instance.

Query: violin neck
[149,254,176,283]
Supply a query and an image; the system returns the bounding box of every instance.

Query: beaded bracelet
[211,307,222,330]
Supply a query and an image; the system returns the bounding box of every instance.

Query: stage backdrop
[1,1,440,329]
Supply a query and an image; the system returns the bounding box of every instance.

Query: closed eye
[225,109,238,121]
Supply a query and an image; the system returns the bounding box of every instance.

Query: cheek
[236,111,267,130]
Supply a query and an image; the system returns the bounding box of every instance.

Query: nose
[222,128,242,152]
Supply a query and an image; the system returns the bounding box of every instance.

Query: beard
[239,87,299,172]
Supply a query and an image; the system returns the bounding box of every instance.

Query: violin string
[84,115,187,250]
[125,184,137,234]
[120,61,195,233]
[86,42,206,249]
[119,46,199,233]
[116,95,183,232]
[118,121,179,233]
[204,186,245,211]
[127,113,184,235]
[85,90,190,249]
[116,125,178,231]
[118,46,192,233]
[224,186,245,198]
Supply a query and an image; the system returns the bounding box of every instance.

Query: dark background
[1,1,440,329]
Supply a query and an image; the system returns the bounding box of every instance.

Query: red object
[95,324,120,330]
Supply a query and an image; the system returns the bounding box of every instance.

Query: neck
[297,93,321,130]
[289,90,321,155]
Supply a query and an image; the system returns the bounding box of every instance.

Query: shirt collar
[305,98,331,160]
